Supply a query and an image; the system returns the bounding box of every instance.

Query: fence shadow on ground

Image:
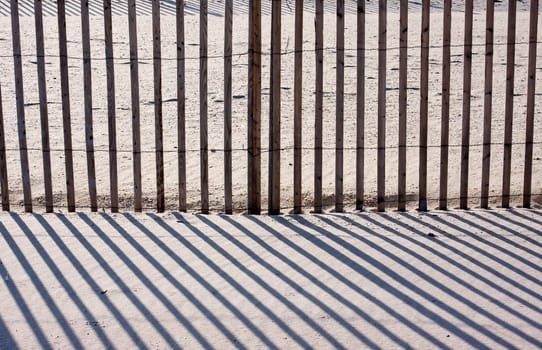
[0,209,541,348]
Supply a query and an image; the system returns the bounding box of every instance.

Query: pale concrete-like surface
[1,208,541,349]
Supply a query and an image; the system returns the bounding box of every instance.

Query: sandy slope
[0,4,541,212]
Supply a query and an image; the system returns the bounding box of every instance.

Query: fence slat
[177,0,186,212]
[153,0,164,212]
[293,0,303,214]
[248,0,261,214]
[481,0,494,209]
[523,0,538,208]
[439,0,451,210]
[81,0,97,212]
[224,0,233,214]
[460,0,473,209]
[104,0,118,212]
[34,0,53,213]
[0,79,8,211]
[11,0,32,212]
[398,0,407,211]
[268,0,281,215]
[314,0,323,213]
[377,0,386,212]
[356,0,365,211]
[57,0,75,212]
[200,0,209,214]
[128,0,142,212]
[335,0,344,213]
[419,0,429,211]
[502,0,516,208]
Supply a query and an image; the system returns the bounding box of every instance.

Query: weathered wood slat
[11,0,32,212]
[200,0,209,214]
[128,0,142,211]
[248,0,261,214]
[0,78,9,211]
[523,0,538,208]
[398,0,407,211]
[419,0,429,211]
[377,0,386,212]
[336,0,344,213]
[502,0,516,208]
[439,0,451,210]
[57,0,76,212]
[356,0,365,211]
[268,0,281,215]
[153,0,164,212]
[103,0,118,212]
[481,0,494,209]
[34,0,53,212]
[177,0,186,212]
[224,0,233,214]
[460,0,473,209]
[314,0,323,213]
[293,0,303,214]
[81,0,97,212]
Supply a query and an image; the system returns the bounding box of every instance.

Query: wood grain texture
[0,78,8,211]
[200,0,209,214]
[523,0,538,208]
[34,0,53,212]
[336,0,344,213]
[377,0,386,212]
[224,0,233,214]
[293,0,303,214]
[419,0,429,211]
[398,0,407,211]
[11,0,32,212]
[153,0,164,212]
[460,0,473,209]
[356,0,365,211]
[177,0,186,212]
[439,0,451,210]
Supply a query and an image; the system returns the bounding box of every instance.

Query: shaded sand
[1,208,542,348]
[0,3,541,212]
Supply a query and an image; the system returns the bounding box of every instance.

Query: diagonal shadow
[33,214,148,349]
[76,213,205,349]
[466,210,542,251]
[373,213,542,321]
[400,212,542,303]
[507,209,542,235]
[55,213,178,349]
[277,215,519,349]
[101,212,251,350]
[0,313,17,350]
[121,213,278,349]
[0,219,84,348]
[10,213,113,348]
[224,214,455,348]
[157,212,337,349]
[337,213,542,334]
[195,214,391,349]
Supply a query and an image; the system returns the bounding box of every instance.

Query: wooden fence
[0,0,539,214]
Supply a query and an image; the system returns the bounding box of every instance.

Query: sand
[0,1,541,213]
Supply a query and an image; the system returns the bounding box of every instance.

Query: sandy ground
[0,2,541,213]
[0,208,541,349]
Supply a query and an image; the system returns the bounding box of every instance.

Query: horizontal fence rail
[0,0,540,214]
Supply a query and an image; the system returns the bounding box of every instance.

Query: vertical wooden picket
[269,0,281,215]
[481,0,494,209]
[0,79,8,211]
[128,0,142,212]
[523,0,538,208]
[11,0,32,212]
[398,0,407,211]
[314,0,323,213]
[293,0,303,214]
[419,0,430,211]
[460,0,473,209]
[200,0,209,214]
[502,0,516,208]
[34,0,53,213]
[177,0,187,212]
[439,0,451,210]
[153,0,165,212]
[104,0,119,212]
[248,0,261,214]
[356,0,365,211]
[377,0,386,212]
[224,0,233,214]
[336,0,344,213]
[57,0,76,212]
[81,0,97,212]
